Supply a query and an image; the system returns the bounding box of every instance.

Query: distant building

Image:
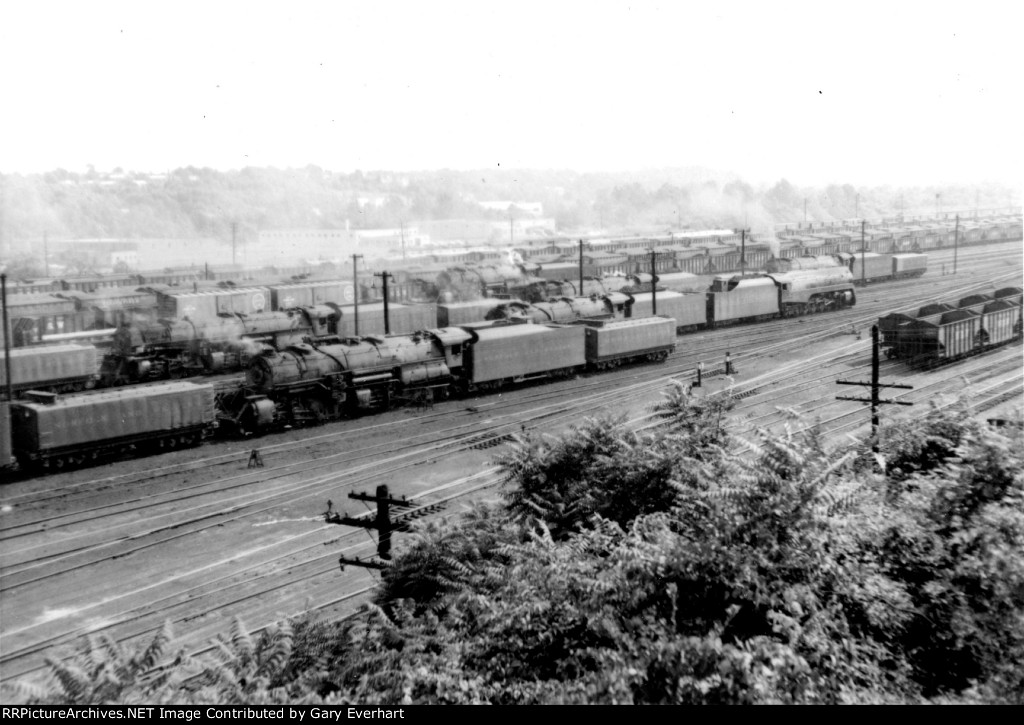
[44,238,139,273]
[478,201,544,216]
[416,218,556,245]
[254,227,428,265]
[135,238,233,270]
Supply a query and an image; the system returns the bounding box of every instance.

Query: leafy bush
[13,397,1022,705]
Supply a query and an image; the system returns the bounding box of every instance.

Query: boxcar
[336,302,437,337]
[891,253,927,279]
[268,280,356,310]
[1,293,89,347]
[157,287,271,320]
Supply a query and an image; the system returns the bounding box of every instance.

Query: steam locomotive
[1,316,677,472]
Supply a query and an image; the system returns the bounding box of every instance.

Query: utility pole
[2,274,13,404]
[374,270,394,334]
[578,239,584,296]
[953,214,959,275]
[323,485,445,569]
[650,248,657,315]
[860,220,866,286]
[740,228,747,277]
[351,253,363,336]
[835,326,913,454]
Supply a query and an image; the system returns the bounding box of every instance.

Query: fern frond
[137,620,175,672]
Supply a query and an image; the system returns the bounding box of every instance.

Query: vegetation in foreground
[6,387,1023,704]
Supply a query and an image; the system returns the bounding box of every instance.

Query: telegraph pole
[374,270,394,334]
[2,273,13,403]
[323,485,445,569]
[860,220,866,286]
[740,228,747,277]
[953,214,959,275]
[650,248,657,315]
[351,254,363,336]
[835,326,913,453]
[578,239,584,296]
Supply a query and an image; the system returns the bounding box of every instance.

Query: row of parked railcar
[766,252,928,285]
[1,315,677,473]
[1,261,861,397]
[879,288,1023,367]
[0,245,928,353]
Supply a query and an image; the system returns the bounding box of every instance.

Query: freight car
[334,302,438,337]
[8,382,215,471]
[881,287,1022,367]
[837,252,928,284]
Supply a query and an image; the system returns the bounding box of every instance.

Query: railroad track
[1,241,1019,688]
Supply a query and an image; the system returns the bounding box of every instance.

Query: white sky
[1,0,1020,187]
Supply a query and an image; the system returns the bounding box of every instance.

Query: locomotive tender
[6,382,215,472]
[0,316,676,472]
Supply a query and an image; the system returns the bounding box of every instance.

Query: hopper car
[880,287,1022,367]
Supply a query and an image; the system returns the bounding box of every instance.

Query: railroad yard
[1,240,1022,689]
